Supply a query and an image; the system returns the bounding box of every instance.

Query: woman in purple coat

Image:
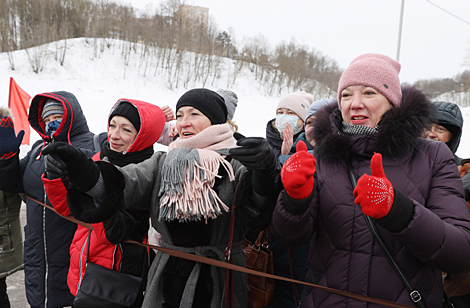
[272,53,470,308]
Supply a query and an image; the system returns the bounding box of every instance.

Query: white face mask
[275,114,301,137]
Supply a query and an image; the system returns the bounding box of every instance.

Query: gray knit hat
[216,89,238,120]
[305,98,336,121]
[42,99,64,120]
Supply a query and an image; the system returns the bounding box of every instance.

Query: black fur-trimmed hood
[312,86,433,162]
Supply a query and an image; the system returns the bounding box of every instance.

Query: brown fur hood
[311,86,433,162]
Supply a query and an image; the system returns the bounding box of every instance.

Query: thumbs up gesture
[281,140,316,200]
[353,153,394,218]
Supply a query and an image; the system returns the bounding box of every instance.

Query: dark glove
[229,137,277,170]
[42,141,99,192]
[0,116,24,159]
[44,154,67,180]
[229,137,280,196]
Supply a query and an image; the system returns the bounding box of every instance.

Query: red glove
[281,141,316,200]
[353,153,394,219]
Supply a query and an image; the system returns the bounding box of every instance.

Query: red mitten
[281,141,316,200]
[353,153,394,218]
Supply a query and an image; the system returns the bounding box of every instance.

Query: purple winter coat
[272,86,470,308]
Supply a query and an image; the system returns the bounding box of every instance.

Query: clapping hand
[281,123,294,156]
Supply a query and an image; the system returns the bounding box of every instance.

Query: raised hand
[353,153,394,219]
[0,116,24,159]
[281,141,316,200]
[42,142,99,192]
[229,137,280,196]
[161,105,175,122]
[281,123,294,156]
[229,137,276,170]
[44,154,67,180]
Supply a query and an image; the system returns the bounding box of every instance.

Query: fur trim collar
[312,86,432,162]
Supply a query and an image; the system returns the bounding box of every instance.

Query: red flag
[8,77,31,145]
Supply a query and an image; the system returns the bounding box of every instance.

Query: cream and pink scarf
[158,124,238,223]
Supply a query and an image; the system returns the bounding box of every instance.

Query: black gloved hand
[229,137,276,170]
[229,137,280,196]
[42,142,99,192]
[44,154,67,180]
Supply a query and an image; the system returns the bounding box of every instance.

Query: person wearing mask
[0,92,107,308]
[42,88,281,308]
[0,107,25,308]
[272,53,470,307]
[279,98,335,165]
[266,92,313,158]
[43,99,168,307]
[267,98,336,308]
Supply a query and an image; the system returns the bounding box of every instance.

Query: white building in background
[177,5,209,29]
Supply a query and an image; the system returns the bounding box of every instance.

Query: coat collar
[312,86,433,162]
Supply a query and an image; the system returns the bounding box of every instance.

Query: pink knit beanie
[337,53,402,108]
[276,91,314,121]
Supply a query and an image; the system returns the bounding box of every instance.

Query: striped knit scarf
[158,124,237,223]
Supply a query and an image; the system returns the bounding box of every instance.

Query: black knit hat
[109,102,141,132]
[176,88,228,125]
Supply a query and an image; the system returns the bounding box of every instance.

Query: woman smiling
[272,53,470,307]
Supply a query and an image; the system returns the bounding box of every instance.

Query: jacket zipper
[4,198,12,250]
[78,238,88,291]
[43,185,49,307]
[7,224,12,250]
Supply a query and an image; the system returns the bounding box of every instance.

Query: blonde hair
[227,119,238,132]
[0,106,13,120]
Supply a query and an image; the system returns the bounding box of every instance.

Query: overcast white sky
[118,0,470,84]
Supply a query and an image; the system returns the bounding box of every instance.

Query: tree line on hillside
[0,0,341,98]
[1,0,469,101]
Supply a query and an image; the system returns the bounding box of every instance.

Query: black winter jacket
[0,91,106,308]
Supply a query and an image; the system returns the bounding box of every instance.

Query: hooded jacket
[43,99,165,306]
[272,86,470,308]
[432,100,463,161]
[0,91,106,307]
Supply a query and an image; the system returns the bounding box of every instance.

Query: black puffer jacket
[0,91,106,308]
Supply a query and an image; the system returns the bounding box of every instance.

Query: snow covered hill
[1,37,470,158]
[0,38,281,149]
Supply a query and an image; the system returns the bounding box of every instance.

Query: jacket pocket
[0,224,13,253]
